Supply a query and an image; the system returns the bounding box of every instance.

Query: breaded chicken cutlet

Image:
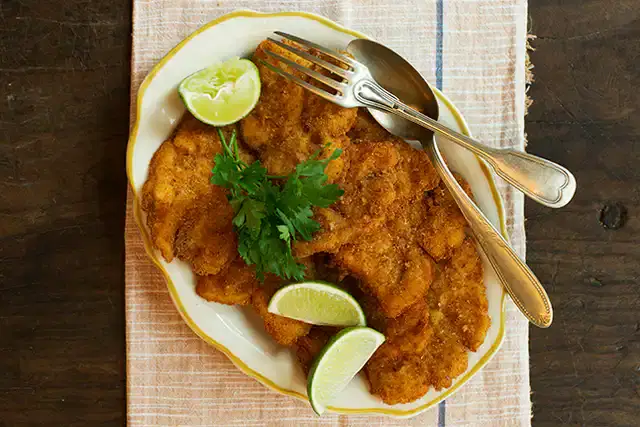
[295,139,440,318]
[363,237,488,404]
[241,39,356,181]
[141,114,231,268]
[141,114,310,345]
[141,38,491,406]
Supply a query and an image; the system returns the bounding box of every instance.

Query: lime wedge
[308,327,385,415]
[178,57,260,126]
[267,281,366,327]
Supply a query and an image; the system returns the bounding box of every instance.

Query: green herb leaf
[211,129,342,281]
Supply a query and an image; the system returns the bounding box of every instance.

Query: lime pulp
[267,281,366,327]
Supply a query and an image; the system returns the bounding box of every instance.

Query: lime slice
[308,327,385,415]
[267,281,366,327]
[178,57,260,126]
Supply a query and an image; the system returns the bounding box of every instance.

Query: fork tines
[258,31,359,102]
[273,31,356,70]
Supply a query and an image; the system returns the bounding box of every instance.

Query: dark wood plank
[527,1,640,426]
[0,1,131,425]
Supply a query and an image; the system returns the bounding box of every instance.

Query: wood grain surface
[527,1,640,426]
[0,0,638,426]
[0,1,130,426]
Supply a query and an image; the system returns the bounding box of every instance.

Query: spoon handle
[356,80,576,208]
[396,102,576,208]
[424,140,553,328]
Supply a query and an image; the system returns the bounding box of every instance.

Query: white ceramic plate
[127,10,507,418]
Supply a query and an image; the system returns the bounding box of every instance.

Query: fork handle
[353,79,576,208]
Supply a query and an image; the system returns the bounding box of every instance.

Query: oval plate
[127,10,507,418]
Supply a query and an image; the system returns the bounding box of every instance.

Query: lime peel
[307,326,385,415]
[267,281,366,327]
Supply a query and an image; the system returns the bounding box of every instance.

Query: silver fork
[260,31,576,209]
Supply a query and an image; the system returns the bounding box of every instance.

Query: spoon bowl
[347,39,439,141]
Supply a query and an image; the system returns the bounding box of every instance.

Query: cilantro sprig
[211,129,343,281]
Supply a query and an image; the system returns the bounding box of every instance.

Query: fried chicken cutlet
[252,279,312,346]
[336,228,436,319]
[364,298,467,404]
[419,176,472,261]
[141,114,229,266]
[195,258,258,306]
[428,238,490,351]
[142,114,311,345]
[241,39,357,181]
[294,139,438,259]
[294,108,489,402]
[295,139,440,318]
[364,237,488,404]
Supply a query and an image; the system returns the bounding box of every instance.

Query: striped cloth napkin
[126,1,531,425]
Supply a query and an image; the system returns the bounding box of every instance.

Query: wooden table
[526,2,640,426]
[0,1,638,426]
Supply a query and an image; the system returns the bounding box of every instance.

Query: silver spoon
[347,38,553,328]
